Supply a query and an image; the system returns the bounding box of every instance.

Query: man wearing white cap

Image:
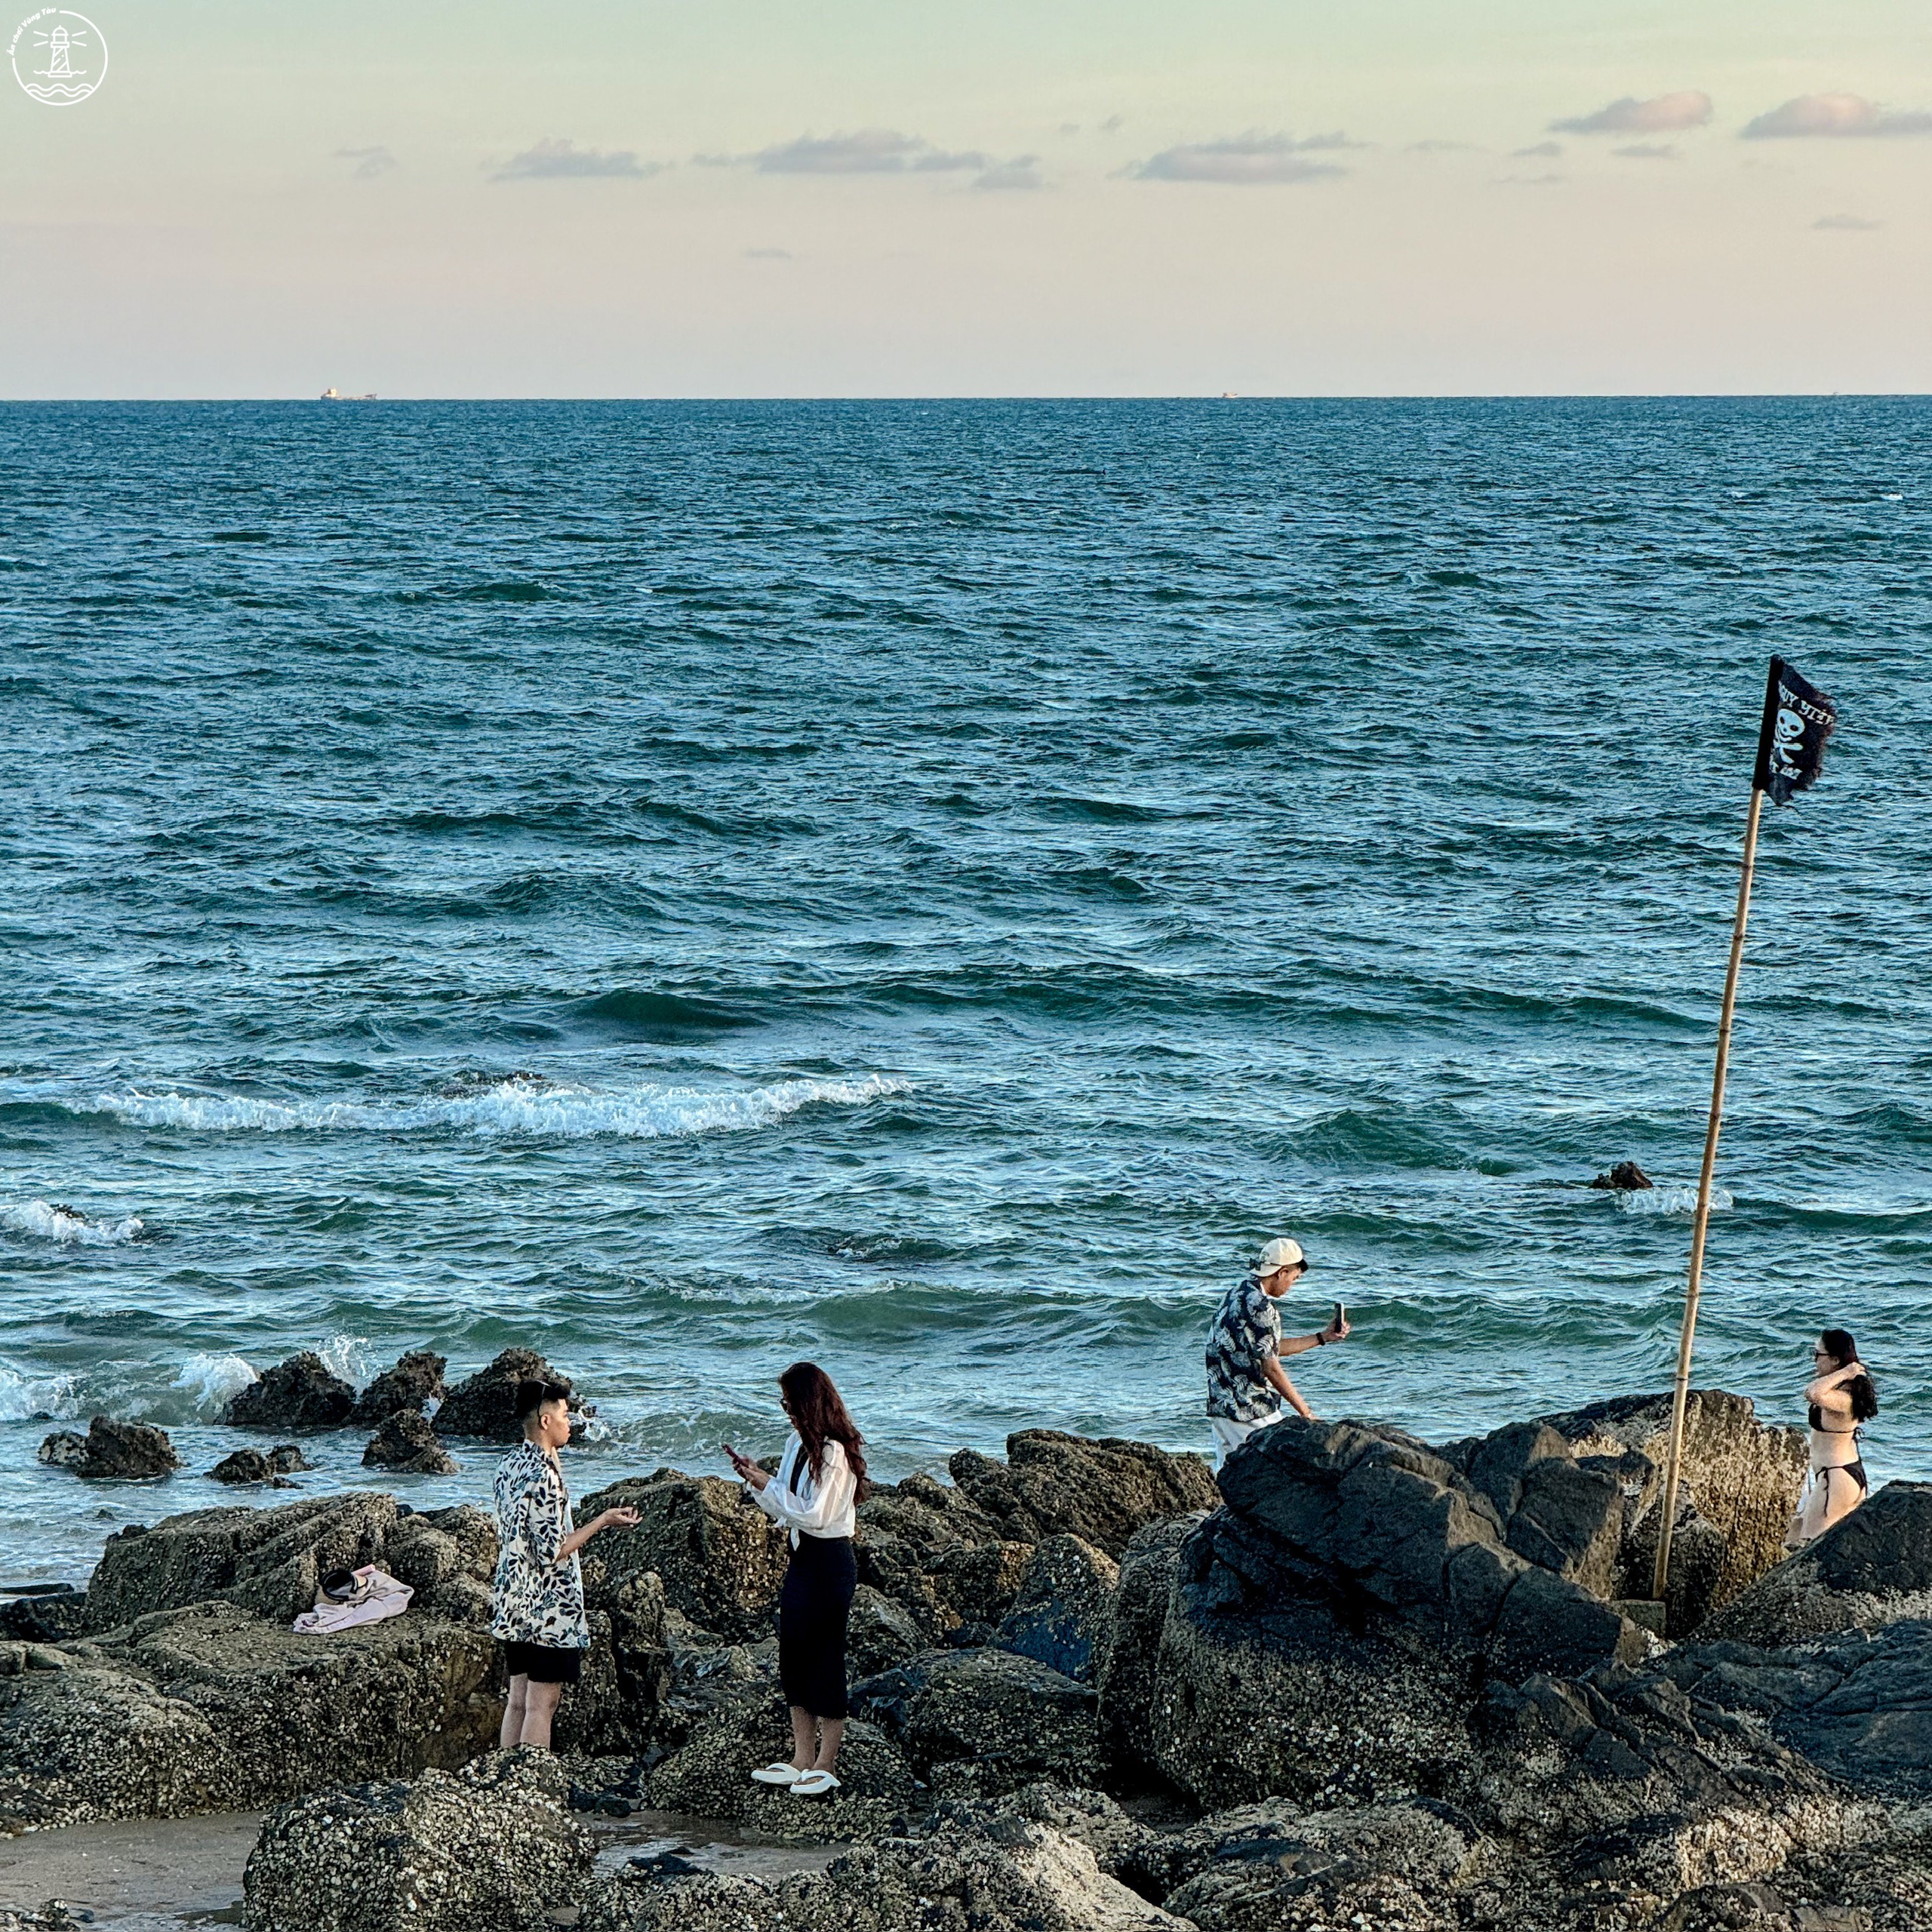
[1204,1238,1349,1465]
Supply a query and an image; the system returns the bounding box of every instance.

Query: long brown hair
[780,1361,869,1499]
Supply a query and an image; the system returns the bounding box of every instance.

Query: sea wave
[0,1364,78,1423]
[1614,1185,1733,1216]
[70,1074,912,1140]
[1,1200,145,1246]
[172,1352,259,1411]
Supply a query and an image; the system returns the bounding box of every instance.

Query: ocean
[2,397,1927,1586]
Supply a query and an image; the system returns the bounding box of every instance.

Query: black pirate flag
[1752,657,1838,806]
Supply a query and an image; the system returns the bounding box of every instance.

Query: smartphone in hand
[1333,1301,1346,1331]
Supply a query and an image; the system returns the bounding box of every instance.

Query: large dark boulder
[223,1354,356,1433]
[993,1535,1118,1684]
[946,1432,1220,1558]
[578,1472,790,1644]
[433,1349,580,1441]
[854,1647,1100,1796]
[0,1598,500,1834]
[363,1411,460,1475]
[37,1417,179,1480]
[350,1349,448,1425]
[1697,1484,1932,1650]
[243,1749,594,1932]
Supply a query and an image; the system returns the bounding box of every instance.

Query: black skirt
[778,1534,856,1718]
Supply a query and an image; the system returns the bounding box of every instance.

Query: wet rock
[223,1353,356,1433]
[855,1472,1027,1638]
[583,1868,786,1932]
[946,1431,1220,1558]
[1698,1484,1932,1650]
[1540,1391,1808,1620]
[350,1349,448,1425]
[646,1690,918,1841]
[1097,1513,1201,1786]
[363,1410,460,1475]
[1591,1161,1654,1190]
[578,1472,790,1644]
[84,1491,405,1630]
[847,1584,924,1679]
[774,1817,1189,1930]
[211,1444,311,1486]
[854,1647,1100,1797]
[1149,1798,1483,1932]
[36,1417,179,1481]
[0,1587,86,1646]
[0,1597,500,1833]
[993,1534,1119,1683]
[243,1748,595,1932]
[433,1349,583,1440]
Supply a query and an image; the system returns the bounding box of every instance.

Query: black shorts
[503,1640,583,1684]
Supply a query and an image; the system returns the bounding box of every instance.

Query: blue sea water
[2,398,1927,1586]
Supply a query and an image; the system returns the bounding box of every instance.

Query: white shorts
[1208,1412,1282,1468]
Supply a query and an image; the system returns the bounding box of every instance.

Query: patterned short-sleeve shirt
[1205,1275,1283,1423]
[491,1440,589,1650]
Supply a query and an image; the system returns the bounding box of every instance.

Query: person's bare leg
[500,1675,529,1750]
[789,1706,817,1770]
[812,1716,844,1774]
[518,1678,565,1749]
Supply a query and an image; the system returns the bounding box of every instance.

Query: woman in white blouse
[727,1360,867,1798]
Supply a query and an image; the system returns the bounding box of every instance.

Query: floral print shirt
[1205,1275,1283,1423]
[491,1440,588,1649]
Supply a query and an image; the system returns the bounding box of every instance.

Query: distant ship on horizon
[319,387,378,401]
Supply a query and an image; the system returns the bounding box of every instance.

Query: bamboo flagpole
[1651,657,1839,1611]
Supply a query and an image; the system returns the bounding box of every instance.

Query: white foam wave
[76,1074,912,1140]
[173,1352,259,1411]
[1,1200,145,1245]
[0,1364,78,1423]
[1614,1185,1732,1216]
[318,1334,375,1384]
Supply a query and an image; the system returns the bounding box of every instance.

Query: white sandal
[789,1769,841,1798]
[750,1762,806,1786]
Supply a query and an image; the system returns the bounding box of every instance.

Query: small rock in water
[350,1348,448,1426]
[222,1352,356,1432]
[210,1445,308,1486]
[37,1417,179,1480]
[1589,1161,1654,1191]
[363,1409,460,1475]
[435,1348,586,1441]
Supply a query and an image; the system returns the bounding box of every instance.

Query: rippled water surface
[2,398,1927,1583]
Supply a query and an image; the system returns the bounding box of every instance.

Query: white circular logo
[11,8,107,106]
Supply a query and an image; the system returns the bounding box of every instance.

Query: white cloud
[334,146,398,180]
[975,158,1044,192]
[750,131,986,174]
[1409,139,1476,153]
[1129,134,1349,184]
[1814,213,1882,231]
[1613,143,1677,160]
[493,139,660,181]
[1512,140,1561,158]
[1552,91,1713,134]
[1743,94,1932,139]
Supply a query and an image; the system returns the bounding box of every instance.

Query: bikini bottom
[1818,1461,1868,1497]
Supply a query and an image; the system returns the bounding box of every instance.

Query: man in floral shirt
[492,1378,638,1749]
[1204,1238,1349,1466]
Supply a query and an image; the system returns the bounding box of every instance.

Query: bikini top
[1809,1404,1862,1438]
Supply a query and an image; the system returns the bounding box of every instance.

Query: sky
[1,0,1927,396]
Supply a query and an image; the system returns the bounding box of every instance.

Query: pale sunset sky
[2,0,1926,395]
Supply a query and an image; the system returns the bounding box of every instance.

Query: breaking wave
[70,1074,912,1140]
[1,1200,145,1245]
[172,1353,259,1411]
[1614,1185,1733,1216]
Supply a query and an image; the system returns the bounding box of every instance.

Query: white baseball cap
[1257,1238,1306,1274]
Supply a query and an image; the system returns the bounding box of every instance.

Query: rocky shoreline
[5,1362,1930,1930]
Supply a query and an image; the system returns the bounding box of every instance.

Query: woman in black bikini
[1785,1327,1878,1550]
